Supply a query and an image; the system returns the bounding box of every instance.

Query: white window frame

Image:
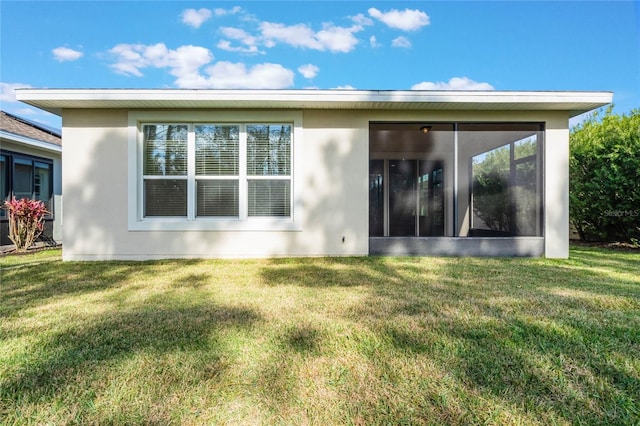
[128,111,303,231]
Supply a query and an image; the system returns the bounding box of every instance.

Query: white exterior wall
[543,114,571,258]
[62,109,370,260]
[61,108,570,260]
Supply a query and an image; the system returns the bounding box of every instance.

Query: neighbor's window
[0,152,54,218]
[0,155,6,218]
[141,122,292,220]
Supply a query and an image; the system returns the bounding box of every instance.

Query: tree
[570,107,640,243]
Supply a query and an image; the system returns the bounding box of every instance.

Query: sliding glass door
[389,160,416,236]
[418,161,445,236]
[369,160,384,237]
[369,159,445,237]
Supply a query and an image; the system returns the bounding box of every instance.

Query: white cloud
[316,24,362,53]
[351,13,373,27]
[220,27,257,44]
[392,36,411,48]
[1,82,32,102]
[298,64,319,79]
[108,43,294,89]
[108,43,213,81]
[569,111,594,128]
[52,47,83,62]
[0,83,61,127]
[260,21,362,53]
[411,77,495,90]
[217,27,262,54]
[181,8,212,28]
[260,22,322,50]
[13,107,40,117]
[202,62,294,89]
[333,85,356,90]
[368,8,430,31]
[370,35,381,48]
[214,6,242,17]
[217,40,260,54]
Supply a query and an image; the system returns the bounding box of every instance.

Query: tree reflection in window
[471,135,539,236]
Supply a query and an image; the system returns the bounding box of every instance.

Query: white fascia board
[15,88,614,103]
[16,88,613,116]
[0,130,62,153]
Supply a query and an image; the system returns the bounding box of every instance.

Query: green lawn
[1,247,639,425]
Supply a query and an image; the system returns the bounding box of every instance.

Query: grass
[1,247,639,425]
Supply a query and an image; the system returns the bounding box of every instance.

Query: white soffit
[16,89,613,117]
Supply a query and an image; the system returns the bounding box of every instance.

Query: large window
[0,152,53,218]
[369,122,543,238]
[140,122,292,222]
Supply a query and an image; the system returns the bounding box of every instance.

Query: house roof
[16,89,613,118]
[0,111,62,151]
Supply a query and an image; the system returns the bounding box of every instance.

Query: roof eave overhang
[16,89,614,118]
[0,130,62,153]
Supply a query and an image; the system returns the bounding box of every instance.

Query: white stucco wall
[543,114,571,258]
[62,109,371,260]
[61,108,570,260]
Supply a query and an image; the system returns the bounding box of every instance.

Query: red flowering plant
[2,197,50,252]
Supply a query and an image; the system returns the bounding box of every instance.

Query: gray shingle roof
[0,111,61,146]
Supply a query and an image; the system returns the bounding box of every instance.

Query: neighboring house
[0,110,62,246]
[17,89,611,260]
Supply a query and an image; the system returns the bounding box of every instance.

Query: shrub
[2,197,49,252]
[570,107,640,242]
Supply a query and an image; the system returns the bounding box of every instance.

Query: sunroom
[369,121,545,256]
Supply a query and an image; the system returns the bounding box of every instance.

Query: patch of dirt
[0,244,61,257]
[570,240,640,252]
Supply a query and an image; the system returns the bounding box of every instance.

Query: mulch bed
[570,240,639,252]
[0,244,61,257]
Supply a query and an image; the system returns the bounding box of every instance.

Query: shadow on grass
[570,246,640,272]
[2,247,638,424]
[0,302,261,407]
[256,250,640,424]
[259,258,388,288]
[0,258,210,317]
[451,315,639,424]
[386,257,639,424]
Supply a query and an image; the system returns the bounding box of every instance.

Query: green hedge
[570,107,640,243]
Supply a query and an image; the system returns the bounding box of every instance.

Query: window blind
[196,180,239,217]
[246,125,291,176]
[140,122,293,220]
[144,179,187,217]
[143,124,188,176]
[248,180,290,217]
[195,125,239,176]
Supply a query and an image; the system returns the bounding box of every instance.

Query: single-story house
[16,89,611,260]
[1,110,62,246]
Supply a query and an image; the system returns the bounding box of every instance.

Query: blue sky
[1,1,638,129]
